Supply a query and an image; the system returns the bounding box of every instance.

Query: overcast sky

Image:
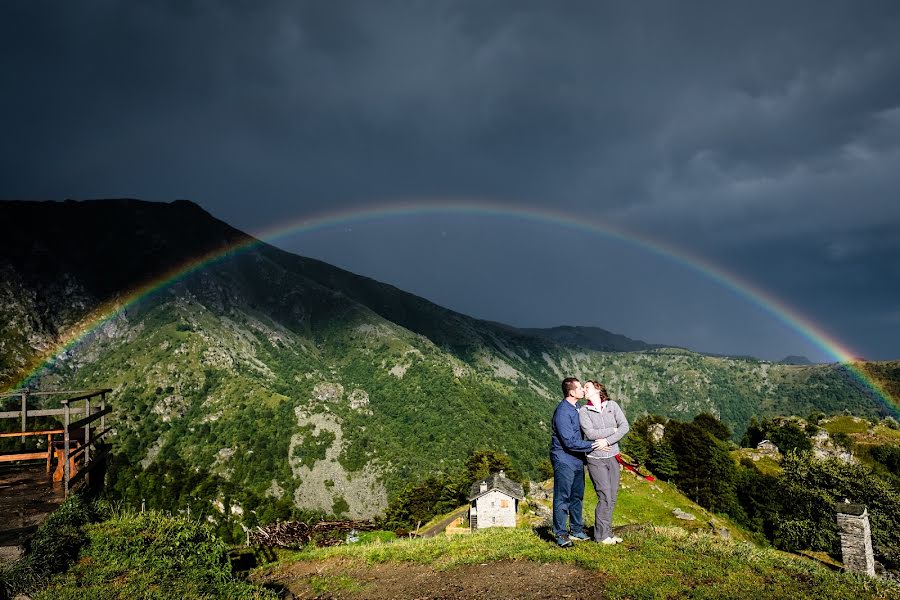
[2,1,899,361]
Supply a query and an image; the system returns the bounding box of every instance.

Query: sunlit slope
[254,526,898,600]
[2,199,898,519]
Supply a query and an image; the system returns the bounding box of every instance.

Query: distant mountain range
[779,355,812,365]
[520,325,667,353]
[1,199,897,520]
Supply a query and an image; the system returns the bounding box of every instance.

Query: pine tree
[692,412,732,441]
[667,421,742,516]
[648,440,678,481]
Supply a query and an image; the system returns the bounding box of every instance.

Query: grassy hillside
[2,199,899,524]
[522,470,757,544]
[9,474,897,599]
[255,527,898,599]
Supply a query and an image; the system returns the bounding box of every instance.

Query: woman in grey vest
[579,380,629,544]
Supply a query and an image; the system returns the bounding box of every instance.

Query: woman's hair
[587,380,609,400]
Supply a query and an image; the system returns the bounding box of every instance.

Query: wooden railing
[0,389,113,496]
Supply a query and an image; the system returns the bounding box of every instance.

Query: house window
[500,499,509,508]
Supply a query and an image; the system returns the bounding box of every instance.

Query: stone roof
[468,471,525,501]
[836,503,867,516]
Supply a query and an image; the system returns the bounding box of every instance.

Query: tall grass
[0,494,96,596]
[1,497,273,599]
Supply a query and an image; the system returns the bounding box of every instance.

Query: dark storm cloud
[2,1,899,358]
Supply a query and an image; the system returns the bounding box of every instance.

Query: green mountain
[1,199,898,521]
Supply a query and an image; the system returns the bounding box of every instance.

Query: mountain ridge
[2,198,898,520]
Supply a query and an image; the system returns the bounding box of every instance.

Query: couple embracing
[549,377,629,547]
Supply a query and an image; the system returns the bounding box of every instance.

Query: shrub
[37,511,272,599]
[0,494,96,597]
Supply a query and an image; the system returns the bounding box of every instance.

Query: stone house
[468,470,524,530]
[756,440,779,456]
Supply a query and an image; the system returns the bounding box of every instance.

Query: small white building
[468,470,524,530]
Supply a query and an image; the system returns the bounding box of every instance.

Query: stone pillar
[835,503,875,576]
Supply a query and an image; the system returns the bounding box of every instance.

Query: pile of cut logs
[248,519,379,547]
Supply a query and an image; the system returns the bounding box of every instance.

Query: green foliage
[35,511,272,599]
[740,416,765,447]
[619,433,649,465]
[464,449,525,489]
[103,453,323,534]
[331,496,349,516]
[292,426,336,468]
[85,512,231,577]
[647,439,679,481]
[384,449,526,529]
[383,475,456,528]
[692,412,732,441]
[537,459,554,481]
[2,499,271,599]
[831,431,853,452]
[666,421,743,517]
[773,452,900,565]
[740,417,812,453]
[629,412,900,566]
[807,412,826,425]
[767,421,812,454]
[734,461,781,539]
[0,495,96,597]
[870,444,900,475]
[623,414,665,466]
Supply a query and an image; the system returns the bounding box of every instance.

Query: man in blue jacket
[550,377,605,547]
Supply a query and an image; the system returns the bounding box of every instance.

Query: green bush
[36,511,272,599]
[0,495,95,597]
[774,452,900,565]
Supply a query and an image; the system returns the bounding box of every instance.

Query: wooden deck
[0,463,65,559]
[0,389,114,562]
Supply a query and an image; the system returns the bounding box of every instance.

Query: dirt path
[418,506,469,538]
[254,558,605,599]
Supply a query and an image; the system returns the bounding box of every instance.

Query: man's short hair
[562,377,581,398]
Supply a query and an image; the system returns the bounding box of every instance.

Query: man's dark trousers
[552,459,585,537]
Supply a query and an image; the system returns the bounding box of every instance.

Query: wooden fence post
[84,395,92,486]
[63,398,70,497]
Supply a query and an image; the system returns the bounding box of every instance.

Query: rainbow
[10,200,898,411]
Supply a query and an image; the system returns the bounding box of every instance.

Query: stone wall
[836,503,875,577]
